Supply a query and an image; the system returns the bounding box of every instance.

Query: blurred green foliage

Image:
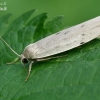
[0,0,100,27]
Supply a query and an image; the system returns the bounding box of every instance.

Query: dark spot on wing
[82,34,85,36]
[56,32,60,35]
[81,25,85,27]
[64,31,69,34]
[80,42,85,44]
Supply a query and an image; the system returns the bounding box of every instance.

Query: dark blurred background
[0,0,100,27]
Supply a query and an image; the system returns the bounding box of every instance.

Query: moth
[0,16,100,81]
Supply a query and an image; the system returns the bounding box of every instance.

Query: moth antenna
[0,36,20,57]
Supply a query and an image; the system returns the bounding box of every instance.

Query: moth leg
[36,55,67,61]
[6,58,20,64]
[25,61,33,81]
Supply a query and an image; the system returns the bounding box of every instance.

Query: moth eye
[22,58,28,64]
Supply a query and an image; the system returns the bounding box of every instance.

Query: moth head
[21,55,29,64]
[22,58,28,64]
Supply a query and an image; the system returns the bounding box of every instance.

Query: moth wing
[23,16,100,59]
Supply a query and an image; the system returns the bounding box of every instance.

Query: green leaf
[45,16,64,33]
[28,13,48,42]
[0,10,100,100]
[0,14,12,36]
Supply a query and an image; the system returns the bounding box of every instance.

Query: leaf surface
[0,10,100,100]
